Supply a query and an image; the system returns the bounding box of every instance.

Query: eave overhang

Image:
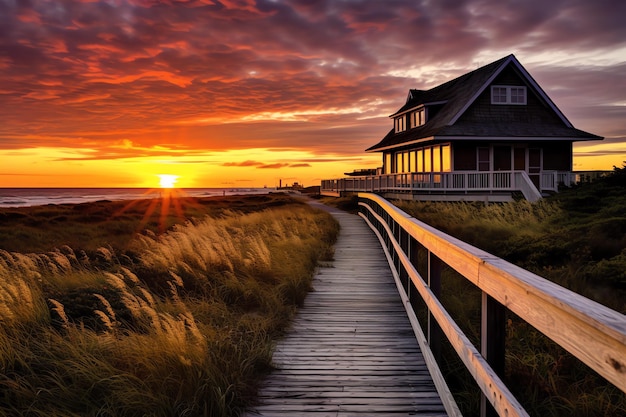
[365,135,603,153]
[366,136,437,152]
[389,101,448,118]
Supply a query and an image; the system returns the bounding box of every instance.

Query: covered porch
[321,170,577,202]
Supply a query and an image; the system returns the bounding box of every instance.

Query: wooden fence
[356,193,626,417]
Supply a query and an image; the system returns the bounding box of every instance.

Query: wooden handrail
[357,193,626,416]
[360,207,529,417]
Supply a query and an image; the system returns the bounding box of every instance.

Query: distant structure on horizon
[322,54,603,202]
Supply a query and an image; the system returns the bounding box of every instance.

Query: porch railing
[321,170,576,202]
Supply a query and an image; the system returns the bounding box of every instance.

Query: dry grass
[0,196,339,416]
[0,194,305,253]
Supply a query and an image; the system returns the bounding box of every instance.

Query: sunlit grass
[0,194,298,253]
[0,196,339,416]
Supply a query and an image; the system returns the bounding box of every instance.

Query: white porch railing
[321,170,575,202]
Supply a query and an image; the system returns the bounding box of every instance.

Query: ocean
[0,187,274,208]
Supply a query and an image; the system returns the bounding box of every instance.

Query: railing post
[397,228,405,284]
[408,237,417,301]
[480,292,506,417]
[428,251,442,361]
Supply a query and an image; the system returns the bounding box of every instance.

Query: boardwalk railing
[357,193,626,417]
[322,170,577,202]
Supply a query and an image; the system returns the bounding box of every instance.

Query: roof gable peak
[407,89,423,101]
[447,54,573,127]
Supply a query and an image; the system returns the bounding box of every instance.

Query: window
[514,147,525,170]
[494,146,512,171]
[492,87,508,104]
[424,148,432,172]
[432,146,441,172]
[403,145,451,173]
[441,145,451,172]
[510,87,526,104]
[491,85,527,105]
[416,149,423,172]
[395,116,406,133]
[410,108,426,128]
[478,147,490,171]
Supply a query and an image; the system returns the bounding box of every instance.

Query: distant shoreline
[0,187,274,208]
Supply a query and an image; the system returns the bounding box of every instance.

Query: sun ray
[106,181,197,239]
[159,190,171,234]
[137,198,161,234]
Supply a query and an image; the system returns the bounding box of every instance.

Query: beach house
[321,54,603,202]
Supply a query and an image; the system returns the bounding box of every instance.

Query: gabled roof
[366,54,602,152]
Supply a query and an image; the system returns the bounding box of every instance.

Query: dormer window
[491,85,527,105]
[394,116,406,133]
[410,108,426,128]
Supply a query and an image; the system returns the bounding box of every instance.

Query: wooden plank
[359,193,626,416]
[243,207,449,417]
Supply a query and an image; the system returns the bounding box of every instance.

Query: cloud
[257,163,290,169]
[575,150,626,157]
[0,0,623,171]
[221,160,309,169]
[222,160,264,167]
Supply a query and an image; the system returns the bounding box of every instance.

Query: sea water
[0,188,273,208]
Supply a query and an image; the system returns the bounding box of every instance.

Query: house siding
[455,66,565,128]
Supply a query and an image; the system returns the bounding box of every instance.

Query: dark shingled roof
[366,55,602,152]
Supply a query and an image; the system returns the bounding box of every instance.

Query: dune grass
[0,195,339,416]
[0,194,304,253]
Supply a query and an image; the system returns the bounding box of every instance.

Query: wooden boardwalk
[244,205,448,417]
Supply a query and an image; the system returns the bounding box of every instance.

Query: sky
[1,0,625,189]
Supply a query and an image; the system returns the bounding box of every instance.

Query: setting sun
[158,174,179,189]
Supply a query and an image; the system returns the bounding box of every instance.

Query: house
[321,54,603,202]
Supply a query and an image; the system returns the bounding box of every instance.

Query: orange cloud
[257,163,290,169]
[0,0,623,187]
[222,160,264,167]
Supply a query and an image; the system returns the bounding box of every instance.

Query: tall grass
[394,199,560,256]
[0,202,338,416]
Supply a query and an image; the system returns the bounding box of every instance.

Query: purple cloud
[0,0,622,170]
